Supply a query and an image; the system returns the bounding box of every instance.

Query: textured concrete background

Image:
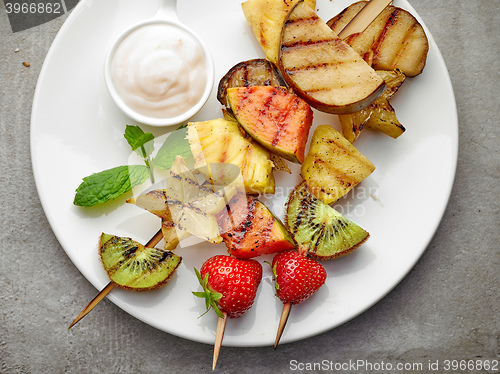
[1,1,498,373]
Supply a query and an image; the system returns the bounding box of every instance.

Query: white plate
[31,0,458,347]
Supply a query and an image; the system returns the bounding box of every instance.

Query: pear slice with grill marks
[99,233,181,291]
[285,181,369,260]
[278,1,385,114]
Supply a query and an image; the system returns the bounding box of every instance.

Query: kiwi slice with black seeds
[99,233,181,291]
[285,181,369,260]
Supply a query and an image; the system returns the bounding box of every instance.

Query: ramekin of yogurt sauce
[104,15,214,127]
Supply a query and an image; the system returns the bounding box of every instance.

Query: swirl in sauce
[110,24,207,119]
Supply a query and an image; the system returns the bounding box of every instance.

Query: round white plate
[31,0,458,347]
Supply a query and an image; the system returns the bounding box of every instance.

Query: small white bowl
[104,5,214,127]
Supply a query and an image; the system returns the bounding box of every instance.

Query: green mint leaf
[153,124,193,170]
[124,125,155,159]
[74,165,149,207]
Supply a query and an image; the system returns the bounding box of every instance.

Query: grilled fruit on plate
[216,192,295,259]
[241,0,316,65]
[327,1,429,77]
[217,59,286,108]
[127,189,180,250]
[286,181,369,260]
[99,233,181,291]
[302,125,375,205]
[187,118,275,194]
[278,1,386,114]
[127,156,238,246]
[227,86,313,163]
[340,69,406,142]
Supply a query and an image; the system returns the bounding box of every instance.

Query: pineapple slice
[302,125,375,204]
[340,69,406,142]
[241,0,316,64]
[187,118,275,195]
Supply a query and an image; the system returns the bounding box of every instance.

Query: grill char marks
[217,58,287,108]
[278,1,385,114]
[227,85,313,163]
[216,193,295,259]
[327,1,429,77]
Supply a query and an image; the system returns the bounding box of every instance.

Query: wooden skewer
[338,0,393,39]
[274,302,292,349]
[68,228,164,329]
[212,311,227,370]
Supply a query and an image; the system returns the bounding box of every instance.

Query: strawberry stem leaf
[192,268,225,319]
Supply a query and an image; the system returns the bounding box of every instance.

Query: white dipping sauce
[110,24,207,119]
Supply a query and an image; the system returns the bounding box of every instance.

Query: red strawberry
[272,250,326,304]
[194,255,262,319]
[271,250,326,348]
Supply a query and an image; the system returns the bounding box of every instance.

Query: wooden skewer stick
[338,0,393,39]
[274,302,292,349]
[212,311,228,370]
[68,228,164,329]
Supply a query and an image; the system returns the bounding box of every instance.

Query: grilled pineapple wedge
[278,1,386,114]
[340,69,406,142]
[187,118,275,195]
[327,1,429,77]
[241,0,316,65]
[302,125,375,204]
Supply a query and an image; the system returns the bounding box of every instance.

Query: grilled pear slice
[301,125,375,204]
[327,1,429,77]
[241,0,316,65]
[285,181,369,260]
[278,1,386,114]
[99,233,181,291]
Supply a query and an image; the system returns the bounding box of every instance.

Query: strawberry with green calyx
[193,255,263,369]
[270,250,327,348]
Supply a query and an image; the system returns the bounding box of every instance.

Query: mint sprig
[73,165,149,207]
[124,125,155,182]
[74,124,193,208]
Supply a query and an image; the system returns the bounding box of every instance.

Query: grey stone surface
[0,1,498,373]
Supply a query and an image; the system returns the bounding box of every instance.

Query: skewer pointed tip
[213,311,227,370]
[274,302,292,349]
[67,281,116,330]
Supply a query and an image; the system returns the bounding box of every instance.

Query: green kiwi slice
[285,181,369,260]
[99,233,181,291]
